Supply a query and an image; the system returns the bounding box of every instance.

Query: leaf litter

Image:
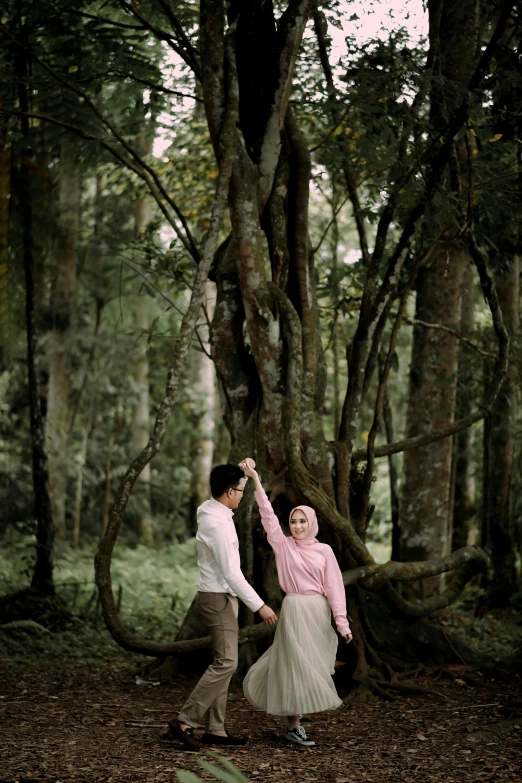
[0,664,521,783]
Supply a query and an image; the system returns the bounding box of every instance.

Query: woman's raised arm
[239,459,286,553]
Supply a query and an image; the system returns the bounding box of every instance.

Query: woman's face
[289,510,310,540]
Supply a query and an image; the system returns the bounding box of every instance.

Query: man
[168,464,277,750]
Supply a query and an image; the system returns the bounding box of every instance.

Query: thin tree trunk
[328,184,341,438]
[0,92,12,363]
[131,187,154,546]
[383,389,400,562]
[452,262,476,549]
[73,411,92,548]
[188,282,216,534]
[486,253,519,600]
[131,304,153,546]
[102,407,121,534]
[46,137,79,539]
[14,28,54,595]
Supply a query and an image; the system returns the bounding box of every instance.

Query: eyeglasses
[230,487,244,493]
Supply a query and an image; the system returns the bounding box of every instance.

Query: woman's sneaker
[285,726,315,747]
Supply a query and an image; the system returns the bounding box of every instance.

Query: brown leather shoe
[167,718,201,751]
[200,732,248,746]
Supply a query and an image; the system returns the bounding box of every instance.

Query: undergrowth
[437,585,522,665]
[0,534,198,669]
[1,534,521,673]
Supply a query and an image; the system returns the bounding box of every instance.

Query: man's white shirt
[196,498,264,613]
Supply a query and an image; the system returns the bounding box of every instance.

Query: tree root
[346,674,397,702]
[435,665,484,687]
[375,680,449,699]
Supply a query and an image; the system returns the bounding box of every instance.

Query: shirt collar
[207,497,234,520]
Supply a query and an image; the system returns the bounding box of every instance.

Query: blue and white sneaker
[284,725,316,747]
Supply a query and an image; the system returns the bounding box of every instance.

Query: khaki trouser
[178,592,239,731]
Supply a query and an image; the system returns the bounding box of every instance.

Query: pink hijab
[289,505,319,546]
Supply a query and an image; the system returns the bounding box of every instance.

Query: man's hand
[344,632,353,644]
[258,604,278,626]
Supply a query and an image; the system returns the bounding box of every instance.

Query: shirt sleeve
[323,546,351,636]
[254,489,286,553]
[207,521,265,613]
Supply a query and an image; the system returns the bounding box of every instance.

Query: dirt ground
[1,664,521,783]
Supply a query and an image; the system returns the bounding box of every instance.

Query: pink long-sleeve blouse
[254,489,351,637]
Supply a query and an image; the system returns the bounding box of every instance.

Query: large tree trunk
[481,5,521,605]
[399,0,478,597]
[400,248,465,596]
[485,253,519,601]
[46,138,79,539]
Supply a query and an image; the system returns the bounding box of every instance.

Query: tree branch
[99,544,488,657]
[257,0,316,207]
[0,25,201,261]
[37,0,145,30]
[312,9,371,267]
[353,546,489,591]
[118,0,202,81]
[403,317,496,359]
[94,36,238,653]
[268,281,373,565]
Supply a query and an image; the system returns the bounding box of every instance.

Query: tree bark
[46,137,79,539]
[400,249,465,596]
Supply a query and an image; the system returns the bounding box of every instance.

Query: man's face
[226,480,245,509]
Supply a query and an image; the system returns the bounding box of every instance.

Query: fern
[176,752,250,783]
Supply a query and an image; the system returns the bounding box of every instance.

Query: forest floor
[1,662,521,783]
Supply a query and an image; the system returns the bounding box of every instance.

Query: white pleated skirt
[243,593,342,716]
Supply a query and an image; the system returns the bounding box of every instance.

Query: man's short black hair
[210,464,245,498]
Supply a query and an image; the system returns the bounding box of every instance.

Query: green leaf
[204,753,250,783]
[197,760,242,783]
[175,772,204,783]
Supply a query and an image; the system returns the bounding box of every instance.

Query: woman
[239,459,352,747]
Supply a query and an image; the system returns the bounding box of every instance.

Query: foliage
[0,533,198,666]
[176,753,250,783]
